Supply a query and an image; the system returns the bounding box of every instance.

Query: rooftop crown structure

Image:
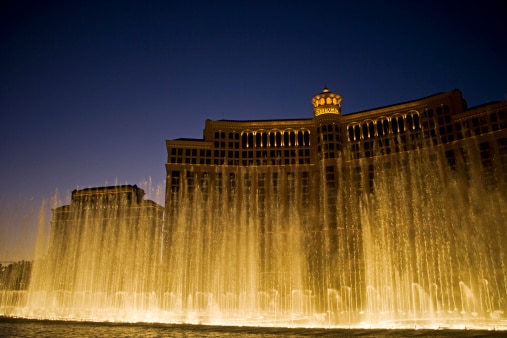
[312,87,342,116]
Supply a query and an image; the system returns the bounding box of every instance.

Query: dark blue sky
[1,1,506,259]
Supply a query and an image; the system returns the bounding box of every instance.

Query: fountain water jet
[0,133,506,330]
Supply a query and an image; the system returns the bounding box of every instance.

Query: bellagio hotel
[165,88,507,230]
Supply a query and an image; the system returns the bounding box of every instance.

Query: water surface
[1,317,505,337]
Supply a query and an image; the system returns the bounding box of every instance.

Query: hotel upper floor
[166,88,507,168]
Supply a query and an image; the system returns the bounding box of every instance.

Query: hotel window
[284,133,289,146]
[491,112,499,131]
[391,119,398,134]
[499,111,506,128]
[355,125,361,140]
[348,126,354,141]
[246,133,253,148]
[362,124,369,139]
[480,142,492,167]
[256,133,262,147]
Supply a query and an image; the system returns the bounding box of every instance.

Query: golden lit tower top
[312,87,342,117]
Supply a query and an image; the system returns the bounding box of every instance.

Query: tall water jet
[12,185,165,322]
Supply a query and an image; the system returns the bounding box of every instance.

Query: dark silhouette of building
[45,185,164,294]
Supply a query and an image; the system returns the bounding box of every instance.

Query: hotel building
[46,185,164,293]
[165,88,507,230]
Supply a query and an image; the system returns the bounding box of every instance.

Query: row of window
[169,148,312,165]
[213,130,312,148]
[169,171,312,196]
[348,134,426,159]
[445,138,507,188]
[456,110,507,139]
[71,193,139,206]
[347,112,422,142]
[170,109,506,165]
[240,130,311,148]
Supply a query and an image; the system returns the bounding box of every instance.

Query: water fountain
[0,137,506,330]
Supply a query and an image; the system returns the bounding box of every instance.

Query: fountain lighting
[1,89,506,330]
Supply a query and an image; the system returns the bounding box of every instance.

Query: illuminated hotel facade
[14,88,507,319]
[164,88,507,235]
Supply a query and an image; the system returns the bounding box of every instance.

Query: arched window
[275,132,281,147]
[297,131,303,146]
[242,133,248,148]
[406,115,413,130]
[377,121,384,136]
[262,133,267,147]
[362,124,369,139]
[289,131,295,146]
[247,133,254,148]
[369,122,375,138]
[354,125,361,140]
[283,132,289,146]
[413,113,421,130]
[392,118,398,134]
[255,133,261,147]
[304,131,310,146]
[348,126,354,141]
[398,117,405,133]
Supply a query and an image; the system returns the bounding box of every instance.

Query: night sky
[1,0,506,260]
